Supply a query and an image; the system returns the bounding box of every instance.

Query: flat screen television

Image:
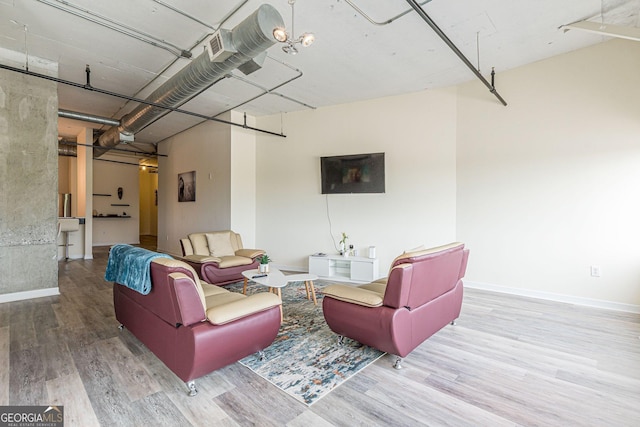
[320,152,385,194]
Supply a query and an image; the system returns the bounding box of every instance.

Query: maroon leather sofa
[322,242,469,369]
[113,257,281,396]
[179,231,264,286]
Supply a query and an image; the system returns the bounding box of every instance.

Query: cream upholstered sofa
[179,230,264,285]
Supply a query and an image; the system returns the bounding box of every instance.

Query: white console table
[308,254,379,283]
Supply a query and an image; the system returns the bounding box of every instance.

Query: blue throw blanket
[105,244,173,295]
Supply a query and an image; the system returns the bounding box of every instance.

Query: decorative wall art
[178,171,196,202]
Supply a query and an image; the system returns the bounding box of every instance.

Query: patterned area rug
[227,279,385,406]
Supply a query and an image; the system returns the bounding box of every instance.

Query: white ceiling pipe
[561,21,640,42]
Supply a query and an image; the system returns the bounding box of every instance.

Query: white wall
[92,154,140,246]
[152,39,638,310]
[255,88,459,273]
[157,118,233,256]
[457,39,640,308]
[230,110,258,248]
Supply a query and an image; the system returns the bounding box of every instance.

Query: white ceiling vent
[206,29,236,62]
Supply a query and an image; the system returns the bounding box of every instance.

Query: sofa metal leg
[186,381,198,397]
[450,319,457,326]
[118,324,124,331]
[393,357,403,370]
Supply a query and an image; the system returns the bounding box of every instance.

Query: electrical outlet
[590,265,601,277]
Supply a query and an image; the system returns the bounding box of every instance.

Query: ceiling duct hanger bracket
[403,0,507,106]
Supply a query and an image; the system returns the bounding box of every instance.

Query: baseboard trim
[0,287,60,304]
[57,256,84,261]
[464,281,640,314]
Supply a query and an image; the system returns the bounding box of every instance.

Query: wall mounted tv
[320,152,385,194]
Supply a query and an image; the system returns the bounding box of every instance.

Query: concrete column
[0,67,59,301]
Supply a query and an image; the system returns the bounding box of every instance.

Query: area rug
[227,279,385,406]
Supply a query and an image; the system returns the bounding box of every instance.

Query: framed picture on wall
[178,171,196,202]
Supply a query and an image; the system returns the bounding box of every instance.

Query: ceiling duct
[58,109,120,127]
[95,4,284,156]
[58,139,77,157]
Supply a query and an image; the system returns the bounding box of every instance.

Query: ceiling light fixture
[272,0,315,55]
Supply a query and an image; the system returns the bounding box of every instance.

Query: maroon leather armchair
[322,242,469,368]
[113,257,281,396]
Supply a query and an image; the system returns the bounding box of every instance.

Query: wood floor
[1,243,639,426]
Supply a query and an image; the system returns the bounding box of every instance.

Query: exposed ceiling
[1,0,639,148]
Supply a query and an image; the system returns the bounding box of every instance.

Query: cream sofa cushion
[206,293,281,325]
[183,254,221,264]
[359,281,386,295]
[200,282,228,297]
[204,290,245,308]
[323,284,383,308]
[180,238,194,256]
[188,233,210,256]
[205,232,236,257]
[217,256,253,268]
[235,248,263,259]
[392,241,464,265]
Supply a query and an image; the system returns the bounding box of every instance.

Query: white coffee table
[241,268,319,305]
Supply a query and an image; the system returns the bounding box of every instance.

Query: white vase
[259,263,269,273]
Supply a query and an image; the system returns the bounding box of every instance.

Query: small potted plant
[339,232,348,256]
[258,253,272,273]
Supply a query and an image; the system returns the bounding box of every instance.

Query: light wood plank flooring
[1,245,638,426]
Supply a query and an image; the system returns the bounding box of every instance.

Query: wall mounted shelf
[93,193,111,197]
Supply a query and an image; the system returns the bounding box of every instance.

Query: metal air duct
[96,4,284,156]
[58,139,77,157]
[58,109,120,127]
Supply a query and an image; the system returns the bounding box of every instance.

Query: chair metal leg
[450,319,457,326]
[258,350,266,361]
[393,357,403,370]
[186,381,198,397]
[118,324,124,331]
[337,335,344,346]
